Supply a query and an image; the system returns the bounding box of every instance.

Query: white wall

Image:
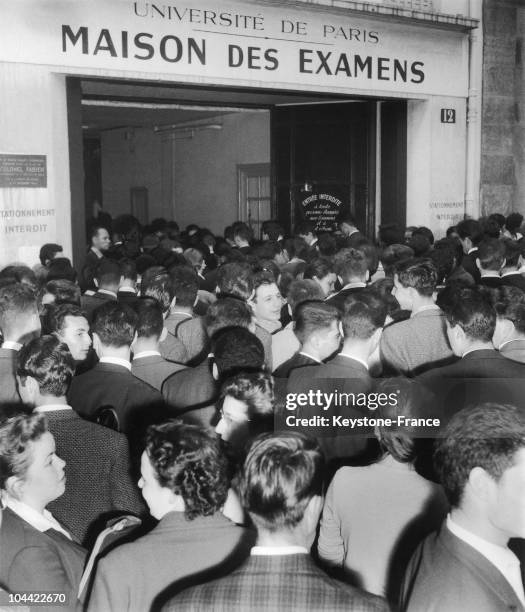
[101,111,270,233]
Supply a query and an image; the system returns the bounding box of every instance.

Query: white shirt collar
[4,496,72,540]
[1,341,22,351]
[298,351,321,363]
[338,353,369,370]
[35,404,72,413]
[468,247,478,254]
[99,356,131,371]
[480,271,501,278]
[462,347,492,358]
[250,545,308,556]
[133,350,161,360]
[498,338,525,351]
[447,515,525,605]
[91,246,103,259]
[501,271,521,278]
[97,288,117,298]
[341,281,367,291]
[411,304,440,318]
[118,286,136,294]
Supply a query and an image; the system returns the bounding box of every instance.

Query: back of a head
[47,257,77,283]
[205,298,253,337]
[120,258,138,282]
[211,326,265,379]
[141,270,170,313]
[413,226,435,246]
[167,265,198,308]
[183,247,204,269]
[0,265,37,291]
[506,212,524,234]
[17,335,74,398]
[294,220,315,238]
[303,257,334,282]
[494,286,525,335]
[240,432,324,532]
[133,297,164,340]
[145,421,229,519]
[434,403,525,508]
[379,224,405,246]
[317,233,337,256]
[286,279,324,314]
[221,371,274,422]
[45,302,87,336]
[333,248,368,282]
[294,301,340,345]
[476,238,505,271]
[216,262,253,300]
[0,283,38,340]
[502,238,523,268]
[380,244,415,277]
[39,243,63,266]
[407,234,431,258]
[456,219,483,245]
[395,258,438,297]
[43,279,81,306]
[441,287,495,342]
[92,301,137,348]
[342,290,387,340]
[94,259,121,289]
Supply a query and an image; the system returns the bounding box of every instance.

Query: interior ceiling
[80,79,356,135]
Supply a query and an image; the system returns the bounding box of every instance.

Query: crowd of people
[0,210,524,611]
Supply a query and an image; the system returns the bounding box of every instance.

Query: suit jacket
[461,250,481,284]
[165,312,207,365]
[500,338,525,364]
[44,408,144,547]
[88,512,253,612]
[325,285,367,313]
[0,347,20,404]
[67,362,165,447]
[80,250,104,292]
[0,507,86,611]
[159,331,188,364]
[131,354,186,391]
[478,275,502,288]
[273,352,319,379]
[164,552,388,612]
[162,358,217,412]
[380,308,456,376]
[80,291,117,324]
[117,289,139,305]
[501,272,525,292]
[401,523,525,612]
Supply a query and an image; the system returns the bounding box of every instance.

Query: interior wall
[100,111,270,233]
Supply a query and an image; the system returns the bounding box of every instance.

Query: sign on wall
[0,154,47,188]
[296,186,349,232]
[0,1,469,97]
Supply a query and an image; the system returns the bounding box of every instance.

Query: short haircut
[42,279,81,306]
[211,327,265,379]
[434,403,525,508]
[429,245,455,285]
[233,223,252,243]
[252,271,278,300]
[294,301,340,345]
[456,219,483,245]
[120,258,137,282]
[339,213,356,226]
[183,248,204,268]
[303,257,334,282]
[141,272,170,313]
[356,242,379,277]
[0,284,37,336]
[167,266,198,308]
[94,259,120,286]
[221,371,274,421]
[39,243,63,266]
[395,258,438,297]
[379,224,405,246]
[407,234,431,257]
[17,335,74,397]
[494,286,525,335]
[0,412,48,489]
[441,287,495,342]
[317,233,337,256]
[286,280,324,314]
[333,248,368,282]
[46,303,87,335]
[92,301,137,348]
[262,220,284,241]
[342,290,387,339]
[506,212,524,233]
[488,213,506,230]
[294,221,316,236]
[412,226,434,246]
[90,224,108,240]
[240,432,324,532]
[283,237,309,261]
[133,297,164,340]
[380,244,415,277]
[205,298,253,337]
[46,257,77,283]
[216,262,253,300]
[0,266,37,290]
[145,422,229,520]
[476,238,505,271]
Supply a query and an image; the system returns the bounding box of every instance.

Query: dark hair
[380,244,414,277]
[502,238,523,268]
[39,243,63,266]
[429,245,455,285]
[205,298,253,337]
[45,303,87,335]
[395,258,438,297]
[441,287,495,342]
[476,238,505,271]
[141,270,170,313]
[434,403,525,508]
[167,266,198,308]
[17,335,74,397]
[252,271,278,299]
[488,213,506,230]
[356,242,379,277]
[145,422,229,520]
[283,237,309,262]
[413,226,435,246]
[94,259,120,286]
[42,279,81,306]
[92,302,137,348]
[333,248,368,283]
[90,224,109,240]
[211,327,265,379]
[294,301,340,345]
[294,221,316,237]
[262,221,284,241]
[506,212,524,233]
[339,213,356,226]
[342,290,387,339]
[221,372,274,421]
[456,219,483,245]
[483,216,502,239]
[216,262,253,300]
[47,257,77,283]
[0,266,37,290]
[0,412,48,489]
[240,432,324,532]
[0,284,38,337]
[407,234,431,258]
[379,224,405,246]
[286,280,324,314]
[303,257,334,282]
[133,297,164,340]
[494,286,525,334]
[233,223,252,243]
[316,233,337,256]
[120,258,137,282]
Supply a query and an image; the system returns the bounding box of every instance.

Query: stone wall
[481,0,525,216]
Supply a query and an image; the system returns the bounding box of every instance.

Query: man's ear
[94,278,99,288]
[338,321,344,338]
[5,475,25,501]
[92,332,101,355]
[159,327,168,342]
[211,362,219,381]
[468,466,495,503]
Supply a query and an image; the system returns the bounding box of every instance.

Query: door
[238,163,271,240]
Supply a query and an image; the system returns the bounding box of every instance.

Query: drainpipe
[465,0,483,219]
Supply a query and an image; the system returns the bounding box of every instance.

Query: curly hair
[0,412,47,489]
[145,422,229,520]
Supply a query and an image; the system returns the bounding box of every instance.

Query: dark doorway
[272,102,376,237]
[380,101,407,228]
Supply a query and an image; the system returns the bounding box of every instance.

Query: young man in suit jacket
[165,432,387,612]
[325,248,368,313]
[80,259,120,324]
[475,237,504,289]
[17,334,144,547]
[401,403,525,612]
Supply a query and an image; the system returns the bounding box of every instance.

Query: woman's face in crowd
[17,432,66,511]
